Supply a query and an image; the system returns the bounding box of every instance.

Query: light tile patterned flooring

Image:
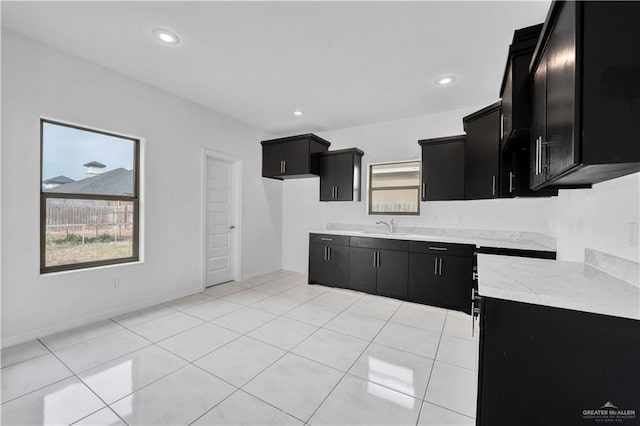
[1,271,479,425]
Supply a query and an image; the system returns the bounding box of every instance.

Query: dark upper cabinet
[319,148,364,202]
[530,1,640,189]
[308,234,349,289]
[261,134,330,180]
[499,24,557,198]
[476,297,640,425]
[418,135,465,201]
[463,102,502,200]
[500,24,542,146]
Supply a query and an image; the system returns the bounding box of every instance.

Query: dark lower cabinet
[309,234,474,313]
[437,255,474,312]
[376,249,408,299]
[477,297,640,426]
[408,244,475,313]
[308,234,349,289]
[348,246,408,297]
[408,252,439,306]
[348,247,377,294]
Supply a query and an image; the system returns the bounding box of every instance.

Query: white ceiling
[2,1,550,135]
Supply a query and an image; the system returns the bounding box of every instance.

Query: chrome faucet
[376,218,395,233]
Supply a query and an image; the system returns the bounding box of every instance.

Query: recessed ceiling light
[435,75,456,86]
[152,28,179,45]
[293,110,303,116]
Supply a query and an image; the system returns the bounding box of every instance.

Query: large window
[369,161,421,215]
[40,120,140,273]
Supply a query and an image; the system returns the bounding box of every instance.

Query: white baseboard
[1,286,203,348]
[240,267,281,281]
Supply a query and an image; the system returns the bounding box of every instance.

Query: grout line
[6,273,476,425]
[37,338,131,426]
[303,299,405,425]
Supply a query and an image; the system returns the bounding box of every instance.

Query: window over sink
[368,161,420,215]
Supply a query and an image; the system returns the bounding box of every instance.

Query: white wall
[282,110,558,272]
[1,31,282,346]
[556,173,640,263]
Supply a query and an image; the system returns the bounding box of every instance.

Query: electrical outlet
[629,222,638,247]
[112,278,120,289]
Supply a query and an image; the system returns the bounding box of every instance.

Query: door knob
[229,225,236,230]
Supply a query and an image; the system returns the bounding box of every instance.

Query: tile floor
[1,270,479,426]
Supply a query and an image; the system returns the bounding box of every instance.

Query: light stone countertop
[310,229,554,252]
[477,254,640,320]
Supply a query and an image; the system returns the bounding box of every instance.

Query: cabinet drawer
[350,236,409,252]
[408,241,475,257]
[309,233,350,247]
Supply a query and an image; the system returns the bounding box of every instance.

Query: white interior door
[205,156,236,286]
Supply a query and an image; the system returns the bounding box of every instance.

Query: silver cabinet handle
[324,246,328,261]
[320,238,334,241]
[335,186,338,199]
[428,246,447,251]
[500,113,505,139]
[328,246,331,261]
[438,258,443,275]
[421,182,426,199]
[492,175,496,196]
[509,172,515,193]
[376,252,380,268]
[434,258,438,275]
[283,160,286,174]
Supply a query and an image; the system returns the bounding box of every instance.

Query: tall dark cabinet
[261,134,330,180]
[418,135,465,201]
[530,1,640,189]
[463,102,501,200]
[319,148,364,202]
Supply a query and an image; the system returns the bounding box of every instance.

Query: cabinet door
[376,249,408,300]
[333,153,354,201]
[348,247,377,294]
[262,143,284,177]
[545,1,576,180]
[478,298,640,426]
[408,252,439,305]
[326,245,349,289]
[465,110,501,199]
[308,243,326,285]
[437,255,474,312]
[530,49,548,189]
[319,155,335,201]
[283,140,310,176]
[422,141,465,201]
